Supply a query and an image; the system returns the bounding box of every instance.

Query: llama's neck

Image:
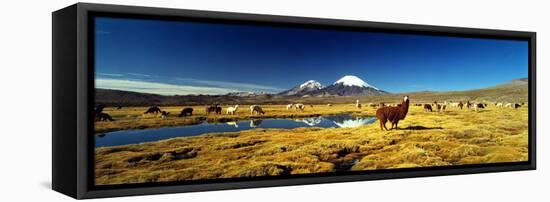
[399,100,410,119]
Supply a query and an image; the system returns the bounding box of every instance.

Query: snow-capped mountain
[277,75,387,97]
[300,80,324,89]
[334,75,379,90]
[277,80,324,96]
[315,75,387,96]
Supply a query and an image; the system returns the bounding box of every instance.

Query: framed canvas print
[52,3,536,199]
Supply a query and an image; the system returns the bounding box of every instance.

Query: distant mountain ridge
[225,91,270,97]
[95,78,528,106]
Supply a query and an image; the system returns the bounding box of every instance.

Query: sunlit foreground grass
[95,105,528,185]
[95,104,366,133]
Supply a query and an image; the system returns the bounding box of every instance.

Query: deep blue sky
[94,17,528,95]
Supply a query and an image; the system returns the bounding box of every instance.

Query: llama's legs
[382,121,389,131]
[394,121,399,129]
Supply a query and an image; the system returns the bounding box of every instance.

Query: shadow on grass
[399,125,444,130]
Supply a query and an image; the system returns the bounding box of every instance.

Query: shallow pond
[95,114,376,147]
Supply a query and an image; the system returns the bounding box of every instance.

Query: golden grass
[95,104,529,185]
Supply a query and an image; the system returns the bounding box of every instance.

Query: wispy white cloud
[175,78,284,93]
[127,73,151,77]
[96,78,238,95]
[97,72,124,77]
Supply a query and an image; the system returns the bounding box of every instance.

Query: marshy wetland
[95,102,528,185]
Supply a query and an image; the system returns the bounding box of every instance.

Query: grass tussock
[95,104,528,185]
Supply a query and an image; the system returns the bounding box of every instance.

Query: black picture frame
[52,3,536,199]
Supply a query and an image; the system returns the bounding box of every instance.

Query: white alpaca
[226,105,239,115]
[505,103,513,108]
[286,104,295,110]
[450,102,460,108]
[327,104,332,107]
[496,103,503,108]
[356,100,362,109]
[437,101,447,112]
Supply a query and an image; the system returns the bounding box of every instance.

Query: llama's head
[235,105,239,108]
[403,96,409,102]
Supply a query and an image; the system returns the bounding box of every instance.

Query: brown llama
[160,111,170,119]
[376,96,410,130]
[423,104,432,112]
[95,112,114,122]
[466,101,472,109]
[144,106,162,114]
[205,104,222,114]
[215,105,222,114]
[179,107,193,117]
[205,105,216,114]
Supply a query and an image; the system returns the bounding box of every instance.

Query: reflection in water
[324,114,377,128]
[296,114,376,128]
[297,117,323,126]
[250,119,263,127]
[226,121,239,128]
[96,114,376,147]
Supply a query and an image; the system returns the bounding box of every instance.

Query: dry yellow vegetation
[95,104,528,185]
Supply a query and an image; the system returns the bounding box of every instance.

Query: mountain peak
[277,80,323,96]
[300,80,323,89]
[334,75,378,90]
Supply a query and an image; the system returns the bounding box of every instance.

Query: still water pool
[95,114,376,147]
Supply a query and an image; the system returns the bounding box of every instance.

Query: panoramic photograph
[93,17,529,185]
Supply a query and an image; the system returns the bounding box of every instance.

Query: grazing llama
[178,108,193,117]
[160,111,170,119]
[95,112,114,122]
[250,105,265,115]
[144,106,162,114]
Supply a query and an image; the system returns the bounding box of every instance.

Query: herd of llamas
[94,96,526,131]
